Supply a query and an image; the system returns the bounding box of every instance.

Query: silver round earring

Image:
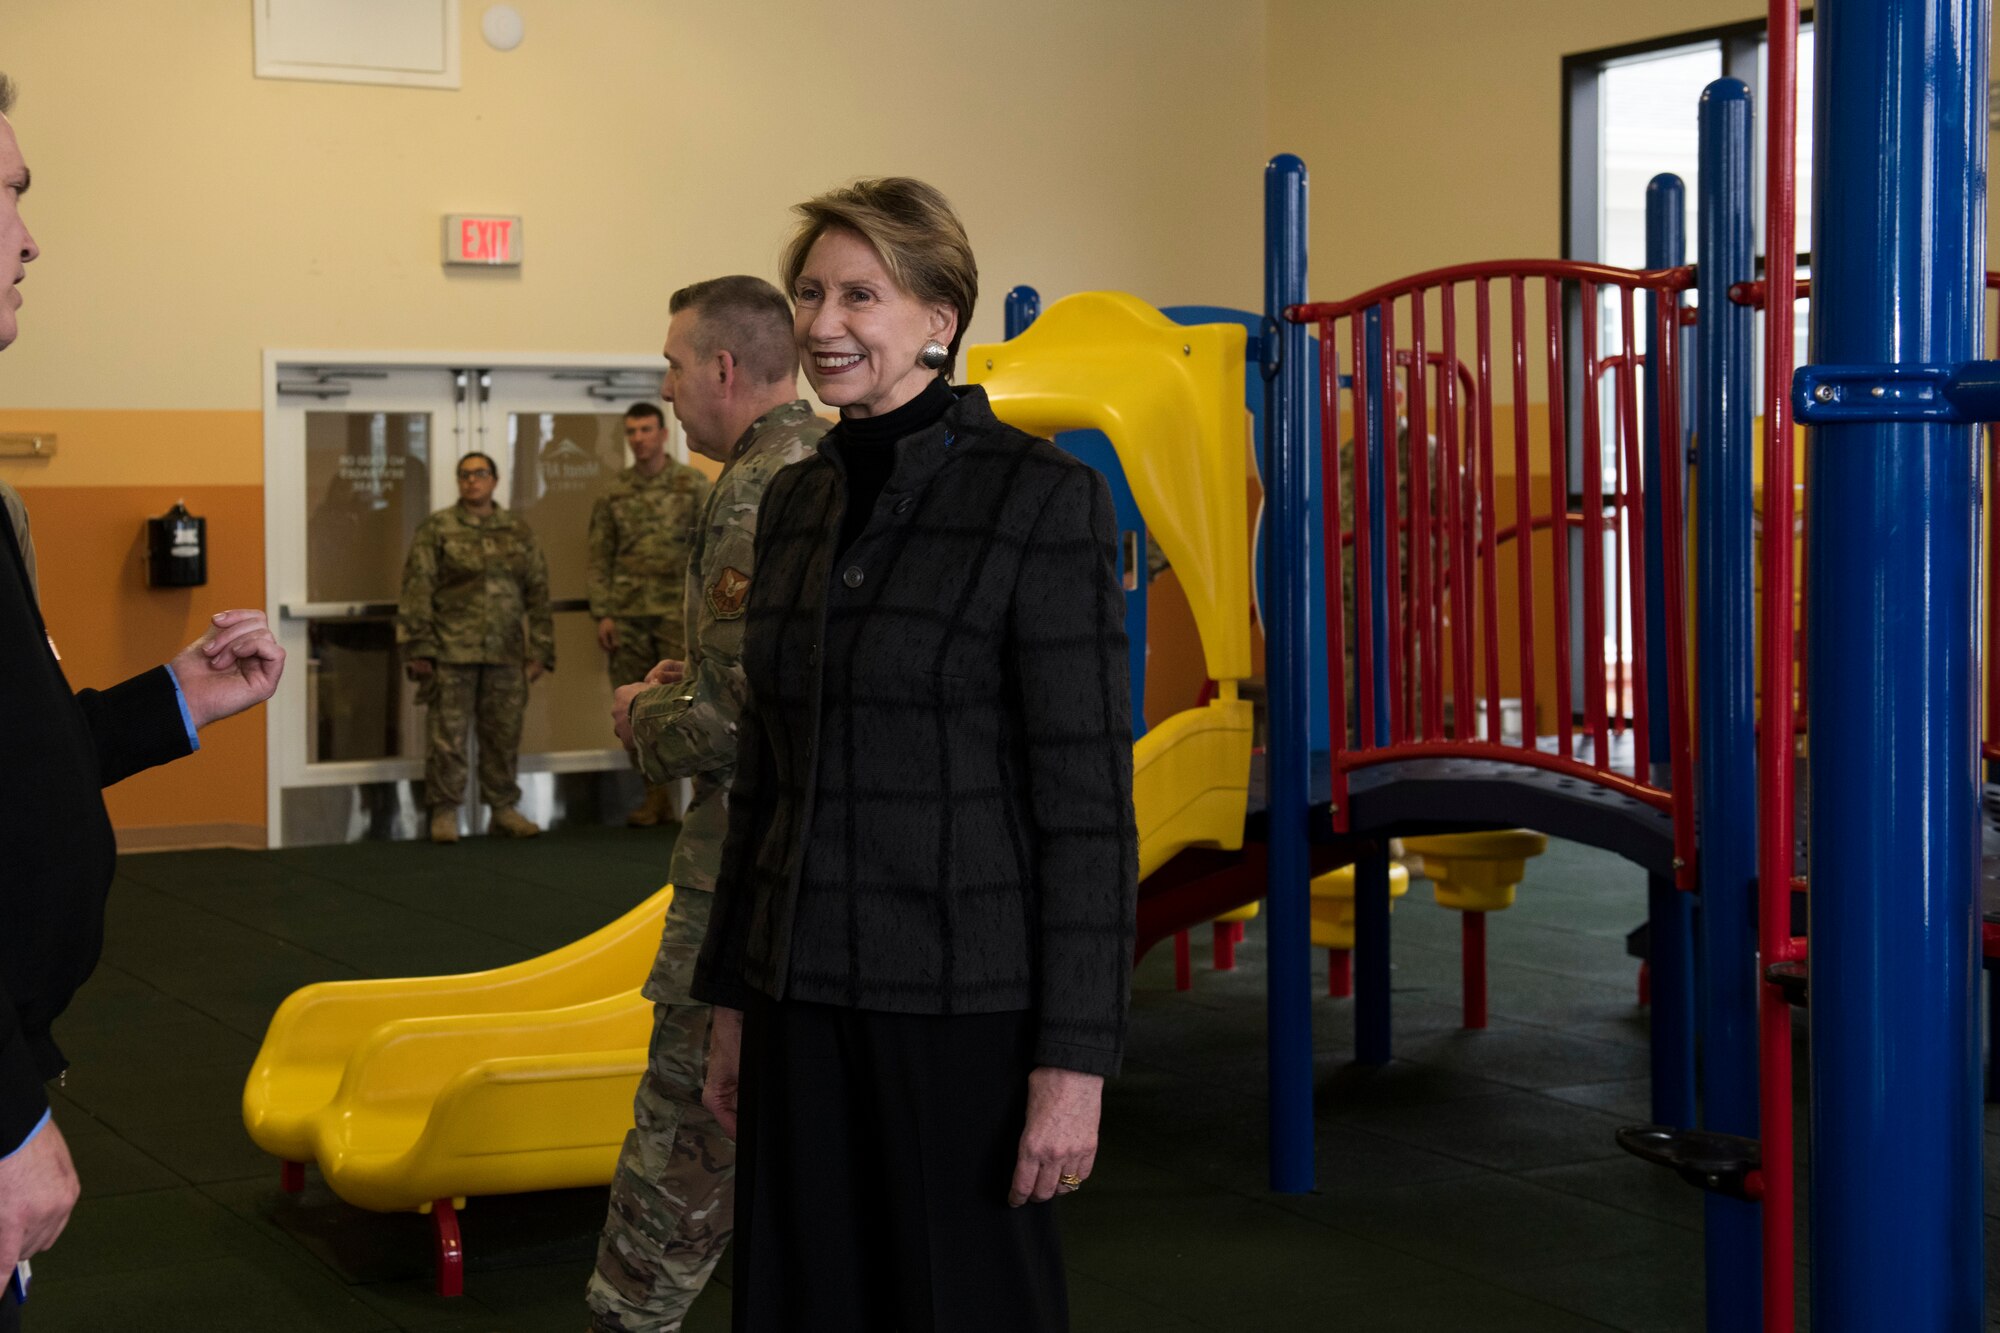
[917,340,950,370]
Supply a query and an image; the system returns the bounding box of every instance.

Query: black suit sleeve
[0,668,190,1145]
[74,665,196,787]
[0,979,47,1154]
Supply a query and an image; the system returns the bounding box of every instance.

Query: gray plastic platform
[1247,738,1677,879]
[1343,756,1677,878]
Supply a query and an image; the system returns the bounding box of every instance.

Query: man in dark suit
[0,76,284,1329]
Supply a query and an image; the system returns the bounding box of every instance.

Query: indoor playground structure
[240,0,1997,1322]
[1251,0,1984,1327]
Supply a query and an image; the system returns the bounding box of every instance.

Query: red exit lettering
[445,215,522,266]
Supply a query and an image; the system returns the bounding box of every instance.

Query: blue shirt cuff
[163,663,202,752]
[2,1109,50,1163]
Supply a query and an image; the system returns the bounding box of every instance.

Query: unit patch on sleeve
[707,566,752,619]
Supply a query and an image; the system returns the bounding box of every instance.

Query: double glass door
[266,357,672,845]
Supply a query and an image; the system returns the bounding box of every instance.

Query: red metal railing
[1286,259,1697,888]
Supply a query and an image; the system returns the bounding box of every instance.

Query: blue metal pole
[1352,302,1394,1068]
[1004,285,1040,339]
[1263,153,1316,1194]
[1806,0,1986,1325]
[1692,84,1764,1333]
[1642,173,1699,1137]
[1363,306,1391,747]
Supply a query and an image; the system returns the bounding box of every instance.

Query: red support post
[1578,279,1613,771]
[281,1161,305,1194]
[1440,284,1475,740]
[1476,280,1505,747]
[1409,297,1439,740]
[1381,303,1408,745]
[1510,275,1539,747]
[1611,359,1628,739]
[431,1199,465,1298]
[1212,920,1238,971]
[1544,278,1576,759]
[1461,912,1489,1030]
[1619,290,1653,778]
[1652,291,1699,885]
[1349,315,1377,757]
[1328,949,1352,998]
[1173,930,1192,991]
[1757,5,1801,1327]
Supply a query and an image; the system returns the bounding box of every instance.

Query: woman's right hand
[704,1006,744,1138]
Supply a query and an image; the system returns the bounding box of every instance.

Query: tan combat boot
[625,785,680,828]
[490,806,542,838]
[429,808,459,844]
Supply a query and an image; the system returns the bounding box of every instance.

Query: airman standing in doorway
[587,403,711,827]
[398,451,555,842]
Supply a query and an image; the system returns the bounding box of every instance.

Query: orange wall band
[15,482,267,841]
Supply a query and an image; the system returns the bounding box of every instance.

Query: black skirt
[731,1000,1068,1332]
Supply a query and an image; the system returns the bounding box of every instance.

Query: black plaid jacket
[690,386,1138,1077]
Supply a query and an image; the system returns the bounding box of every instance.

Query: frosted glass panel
[304,411,433,603]
[506,412,628,601]
[306,619,424,764]
[520,613,621,754]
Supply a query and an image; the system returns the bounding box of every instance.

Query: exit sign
[443,214,523,267]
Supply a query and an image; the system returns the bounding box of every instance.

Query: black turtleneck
[830,374,954,556]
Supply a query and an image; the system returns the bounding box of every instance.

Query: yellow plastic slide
[243,292,1256,1223]
[969,292,1256,881]
[242,886,668,1211]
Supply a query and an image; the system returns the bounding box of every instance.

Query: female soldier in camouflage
[397,451,554,842]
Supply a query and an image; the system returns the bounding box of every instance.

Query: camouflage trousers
[424,662,526,811]
[608,615,687,696]
[588,890,733,1332]
[609,616,686,803]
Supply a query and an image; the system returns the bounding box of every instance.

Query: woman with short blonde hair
[692,178,1138,1331]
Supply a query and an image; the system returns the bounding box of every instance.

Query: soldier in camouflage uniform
[589,277,826,1333]
[397,451,555,843]
[588,403,712,828]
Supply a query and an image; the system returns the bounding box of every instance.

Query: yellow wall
[0,0,1266,417]
[1265,1,2000,301]
[1265,0,1754,298]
